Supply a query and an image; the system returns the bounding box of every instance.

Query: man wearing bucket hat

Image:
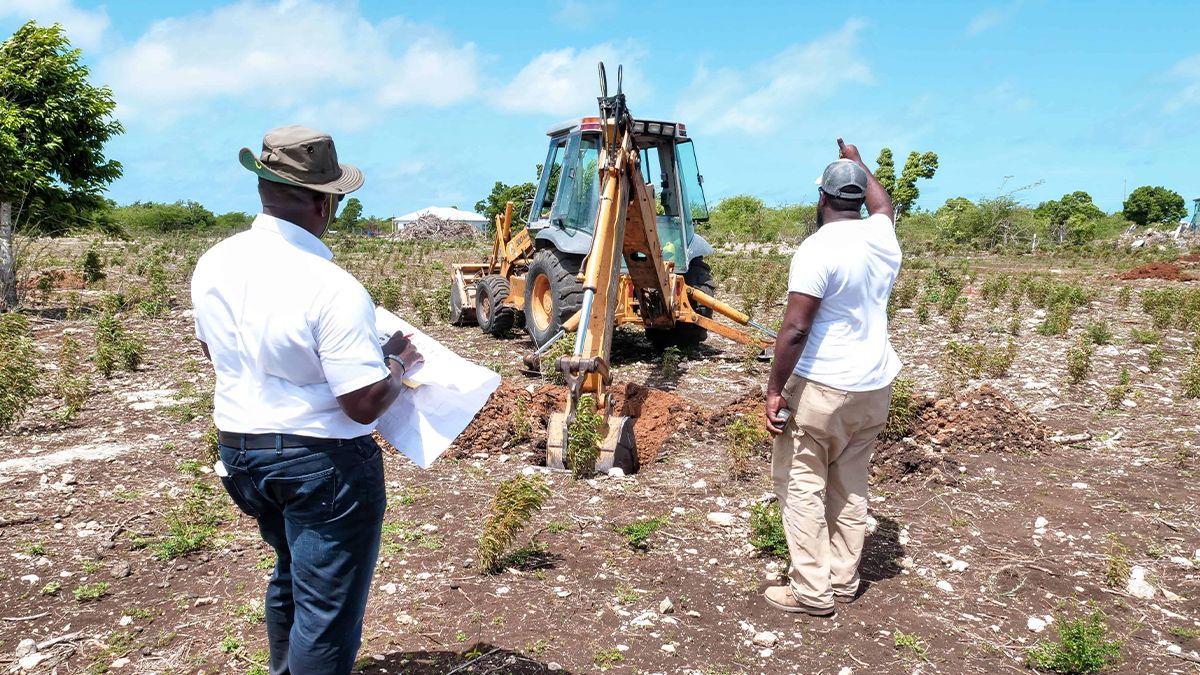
[191,126,422,674]
[761,139,901,617]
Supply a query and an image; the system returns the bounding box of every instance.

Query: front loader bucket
[546,412,638,475]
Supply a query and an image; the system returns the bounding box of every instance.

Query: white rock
[838,668,854,675]
[686,610,701,618]
[659,598,675,614]
[119,615,133,626]
[495,586,510,595]
[897,556,915,570]
[1034,516,1049,529]
[556,590,571,598]
[1169,556,1193,568]
[616,644,629,652]
[19,574,39,584]
[547,662,562,671]
[661,644,676,654]
[950,560,969,573]
[1071,482,1089,489]
[707,512,736,527]
[14,639,36,658]
[898,529,910,545]
[18,654,45,671]
[631,612,656,628]
[865,515,878,535]
[111,657,131,668]
[521,466,536,476]
[1126,566,1155,599]
[691,479,707,489]
[753,631,778,647]
[382,583,397,595]
[759,648,774,658]
[415,572,432,581]
[1027,617,1047,632]
[936,580,954,593]
[606,467,625,478]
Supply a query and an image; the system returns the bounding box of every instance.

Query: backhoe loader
[450,63,775,473]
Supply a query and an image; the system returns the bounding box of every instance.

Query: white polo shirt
[787,213,903,392]
[191,214,388,438]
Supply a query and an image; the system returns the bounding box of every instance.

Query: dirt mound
[1118,261,1197,281]
[449,379,703,466]
[709,388,765,430]
[397,214,479,240]
[873,383,1049,483]
[1177,251,1200,264]
[19,268,87,291]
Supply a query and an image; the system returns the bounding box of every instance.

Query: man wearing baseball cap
[191,126,422,673]
[761,140,901,616]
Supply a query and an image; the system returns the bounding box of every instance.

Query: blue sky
[3,0,1198,218]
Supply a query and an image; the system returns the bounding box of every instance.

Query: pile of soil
[19,268,87,291]
[397,214,478,240]
[1177,251,1200,264]
[709,388,765,430]
[1118,261,1197,281]
[873,383,1049,483]
[449,379,703,466]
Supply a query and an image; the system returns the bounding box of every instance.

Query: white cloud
[1163,53,1200,114]
[98,0,478,123]
[553,0,595,28]
[494,41,648,116]
[0,0,110,50]
[966,2,1022,36]
[975,80,1035,113]
[674,20,872,135]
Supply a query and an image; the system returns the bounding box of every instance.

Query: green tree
[1036,191,1105,245]
[1122,185,1186,227]
[0,21,122,310]
[335,197,363,232]
[875,148,938,219]
[475,179,536,232]
[214,211,252,231]
[110,201,215,233]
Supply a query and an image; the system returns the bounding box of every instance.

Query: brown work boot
[762,586,835,617]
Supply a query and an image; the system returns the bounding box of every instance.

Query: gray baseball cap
[815,159,868,200]
[239,125,364,194]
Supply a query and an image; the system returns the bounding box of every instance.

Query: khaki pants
[771,375,891,609]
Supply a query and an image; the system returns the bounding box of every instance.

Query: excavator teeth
[546,413,638,475]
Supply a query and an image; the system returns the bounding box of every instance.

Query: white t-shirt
[787,212,902,392]
[191,214,389,438]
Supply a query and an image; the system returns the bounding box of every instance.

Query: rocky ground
[0,237,1197,674]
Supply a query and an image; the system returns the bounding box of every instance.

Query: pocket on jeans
[266,467,337,526]
[218,472,263,518]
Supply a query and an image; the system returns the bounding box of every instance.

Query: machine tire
[449,274,475,326]
[475,276,516,336]
[524,249,584,347]
[647,257,714,350]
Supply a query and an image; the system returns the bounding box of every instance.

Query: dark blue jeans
[218,436,386,675]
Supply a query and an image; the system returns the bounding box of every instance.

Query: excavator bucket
[546,411,638,475]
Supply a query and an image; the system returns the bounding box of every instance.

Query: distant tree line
[700,183,1190,251]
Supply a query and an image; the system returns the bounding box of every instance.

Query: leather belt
[217,432,358,450]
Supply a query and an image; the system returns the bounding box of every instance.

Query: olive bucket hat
[239,125,364,194]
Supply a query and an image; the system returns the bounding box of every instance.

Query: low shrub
[725,416,767,480]
[748,502,788,558]
[0,313,40,431]
[1066,341,1093,384]
[1027,607,1121,674]
[476,475,551,574]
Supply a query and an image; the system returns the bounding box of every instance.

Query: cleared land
[0,234,1197,674]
